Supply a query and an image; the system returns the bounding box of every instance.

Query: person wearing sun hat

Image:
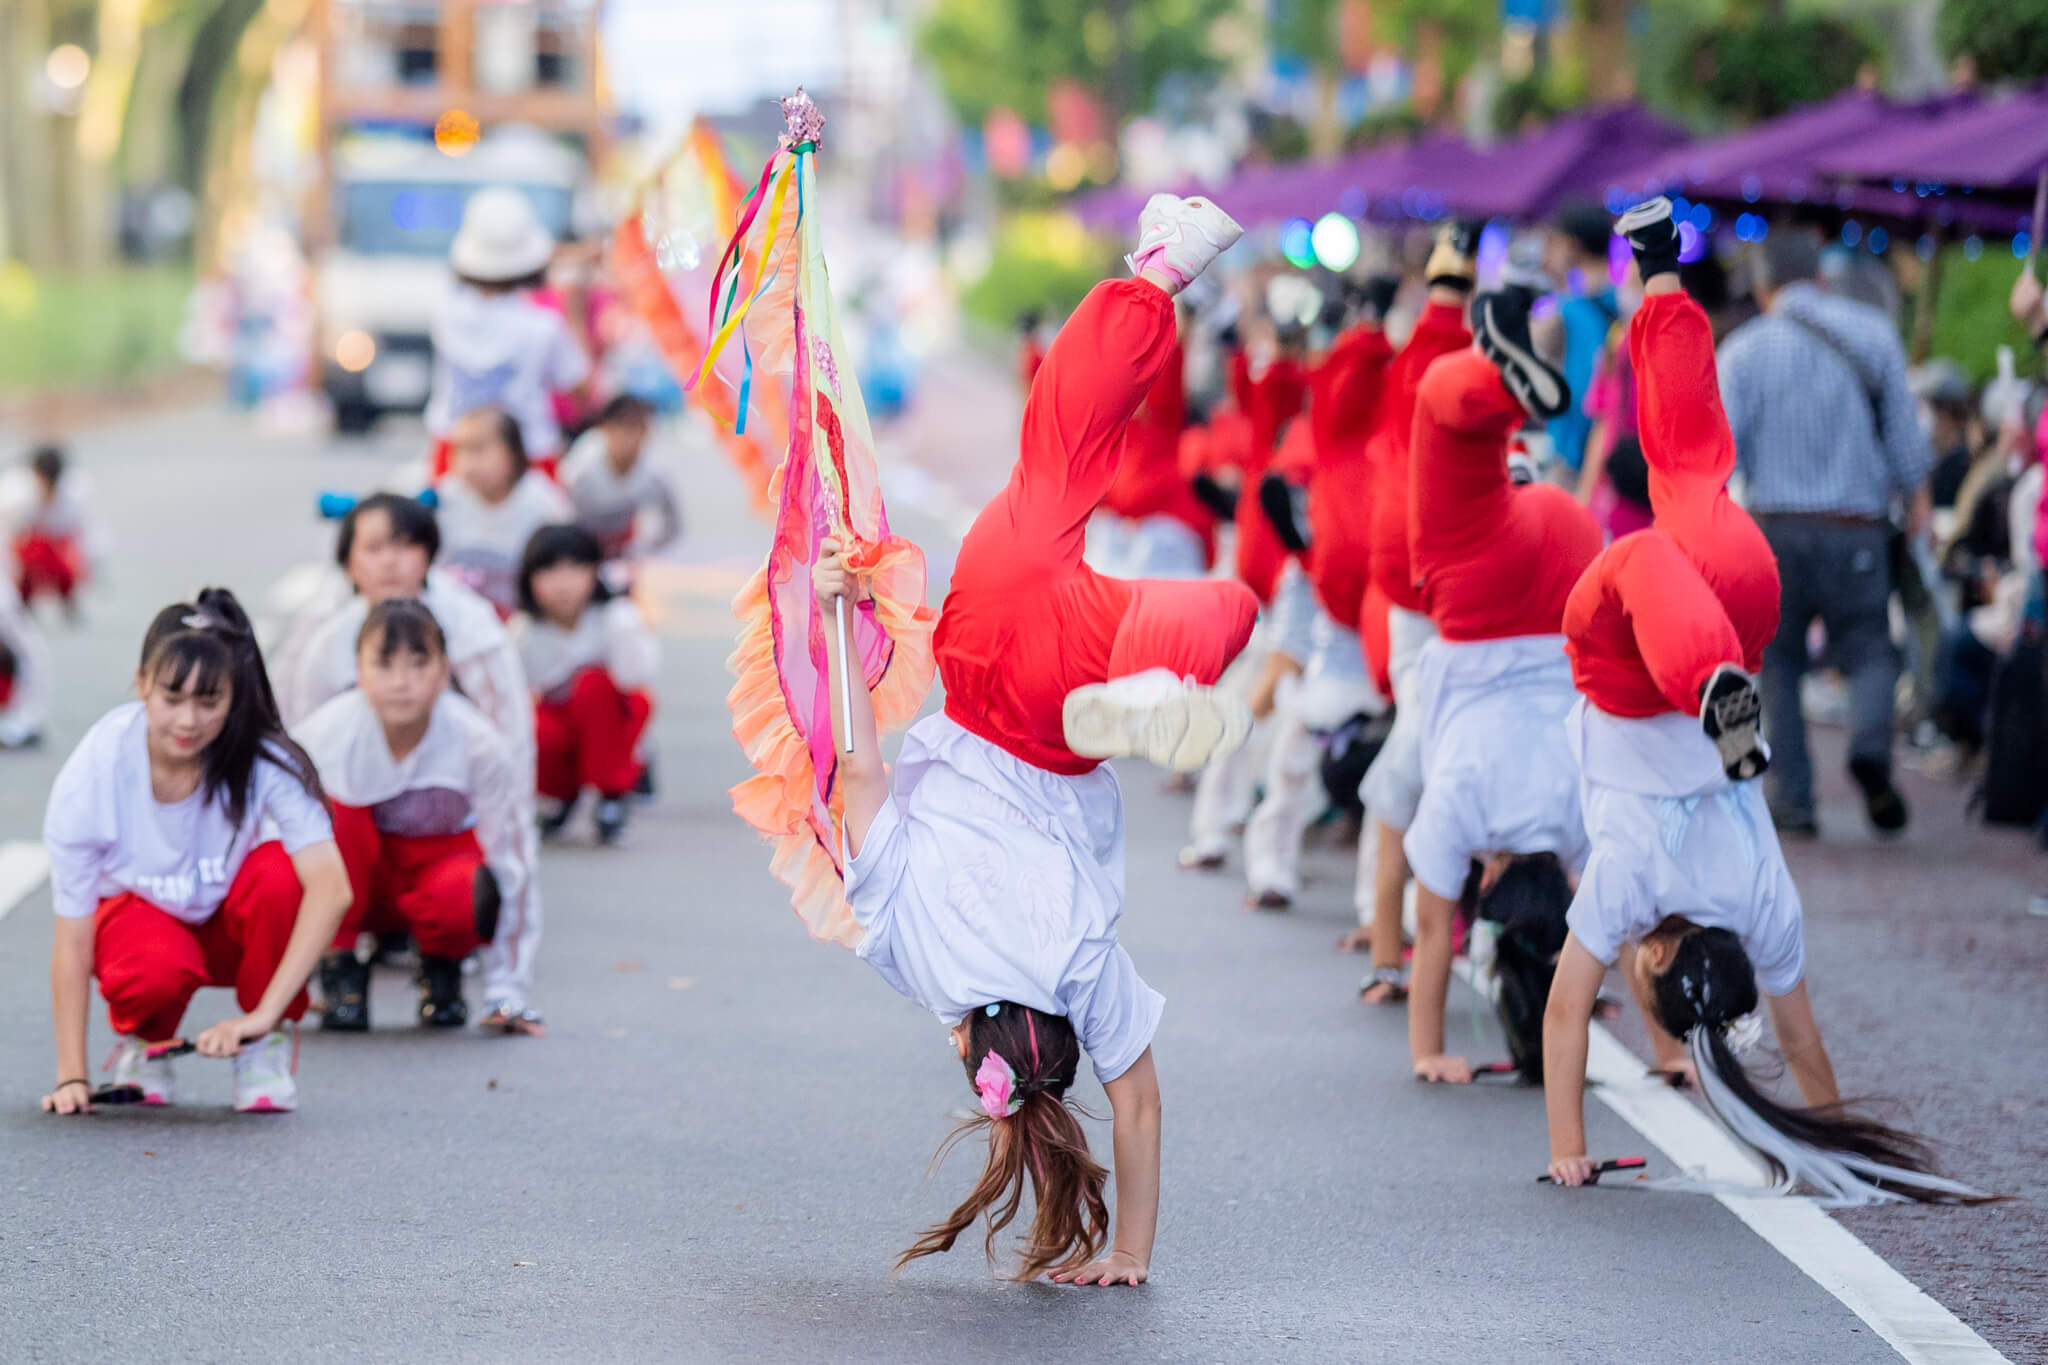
[424,187,591,481]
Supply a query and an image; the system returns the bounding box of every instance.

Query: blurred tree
[1676,6,1875,120]
[918,0,1230,130]
[1938,0,2048,82]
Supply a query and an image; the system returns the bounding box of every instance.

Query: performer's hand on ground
[196,1012,272,1058]
[1546,1154,1598,1187]
[40,1080,93,1115]
[1649,1057,1699,1091]
[1413,1054,1473,1084]
[813,538,872,607]
[1336,925,1373,953]
[1051,1250,1149,1286]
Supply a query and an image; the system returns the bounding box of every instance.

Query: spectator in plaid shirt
[1718,228,1934,837]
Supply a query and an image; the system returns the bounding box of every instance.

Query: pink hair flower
[974,1050,1021,1120]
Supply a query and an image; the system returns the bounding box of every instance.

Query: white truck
[315,125,584,432]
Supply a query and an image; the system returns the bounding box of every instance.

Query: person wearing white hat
[424,186,591,480]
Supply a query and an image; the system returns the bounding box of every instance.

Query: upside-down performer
[1400,280,1602,1085]
[817,191,1255,1283]
[1541,200,1986,1204]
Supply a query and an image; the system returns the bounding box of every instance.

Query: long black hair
[1650,926,1987,1203]
[1467,853,1573,1081]
[139,587,328,825]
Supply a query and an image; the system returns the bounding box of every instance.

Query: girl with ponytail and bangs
[41,589,350,1117]
[1542,201,1986,1204]
[812,203,1258,1284]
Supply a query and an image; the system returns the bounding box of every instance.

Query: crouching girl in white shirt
[296,599,539,1035]
[513,524,658,844]
[41,589,348,1115]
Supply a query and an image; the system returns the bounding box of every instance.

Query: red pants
[1367,300,1472,615]
[93,843,307,1041]
[1305,326,1394,630]
[1564,292,1781,716]
[1410,349,1602,640]
[330,803,487,959]
[536,667,652,800]
[14,531,82,605]
[938,280,1259,775]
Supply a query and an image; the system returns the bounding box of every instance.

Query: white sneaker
[1127,194,1243,293]
[106,1036,175,1106]
[1063,668,1253,772]
[231,1028,297,1113]
[1699,663,1769,782]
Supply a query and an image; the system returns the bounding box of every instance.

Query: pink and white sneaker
[1063,667,1253,772]
[106,1036,175,1106]
[1127,194,1243,294]
[232,1027,298,1113]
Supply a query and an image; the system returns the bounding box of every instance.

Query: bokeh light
[1310,213,1360,272]
[434,108,480,157]
[334,331,376,373]
[1867,227,1888,255]
[1279,217,1316,270]
[44,45,90,92]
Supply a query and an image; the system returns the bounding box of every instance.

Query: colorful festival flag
[708,91,937,946]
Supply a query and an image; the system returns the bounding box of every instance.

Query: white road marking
[0,840,51,925]
[1453,960,2009,1363]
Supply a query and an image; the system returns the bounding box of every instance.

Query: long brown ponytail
[896,1002,1110,1280]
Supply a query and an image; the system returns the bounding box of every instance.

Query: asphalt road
[0,400,2038,1363]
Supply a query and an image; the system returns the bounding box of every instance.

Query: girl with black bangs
[278,492,543,1028]
[295,600,538,1034]
[41,589,349,1116]
[512,524,658,845]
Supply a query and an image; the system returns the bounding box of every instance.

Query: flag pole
[836,594,854,754]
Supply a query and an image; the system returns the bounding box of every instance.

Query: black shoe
[594,797,629,846]
[318,951,370,1032]
[1616,196,1682,282]
[1191,470,1239,520]
[1769,803,1819,839]
[1474,285,1571,422]
[1699,664,1769,782]
[417,955,468,1028]
[1425,219,1481,292]
[1849,756,1909,835]
[1258,471,1311,553]
[473,865,502,944]
[537,794,578,840]
[632,754,657,802]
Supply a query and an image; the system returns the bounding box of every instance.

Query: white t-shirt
[433,471,575,615]
[44,702,333,924]
[1563,701,1806,996]
[294,689,532,916]
[425,287,590,455]
[512,597,658,699]
[1402,635,1589,901]
[844,713,1163,1083]
[559,429,682,560]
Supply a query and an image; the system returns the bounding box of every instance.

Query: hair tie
[1720,1011,1765,1057]
[973,1050,1022,1120]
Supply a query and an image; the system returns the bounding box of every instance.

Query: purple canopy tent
[1816,87,2048,192]
[1071,105,1686,233]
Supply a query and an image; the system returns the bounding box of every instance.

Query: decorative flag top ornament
[716,90,936,947]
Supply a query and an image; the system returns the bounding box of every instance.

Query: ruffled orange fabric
[726,506,936,947]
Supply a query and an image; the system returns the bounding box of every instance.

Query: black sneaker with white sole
[1699,664,1769,782]
[318,950,370,1032]
[1474,286,1571,422]
[1616,196,1682,281]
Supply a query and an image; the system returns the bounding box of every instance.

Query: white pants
[1185,631,1274,859]
[1084,513,1205,580]
[1244,614,1385,898]
[1353,606,1436,919]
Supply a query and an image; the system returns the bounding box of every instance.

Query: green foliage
[1344,106,1425,152]
[1928,246,2042,387]
[959,214,1113,334]
[918,0,1231,127]
[0,266,193,394]
[1678,13,1874,120]
[1938,0,2048,83]
[1249,112,1311,164]
[1492,77,1565,136]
